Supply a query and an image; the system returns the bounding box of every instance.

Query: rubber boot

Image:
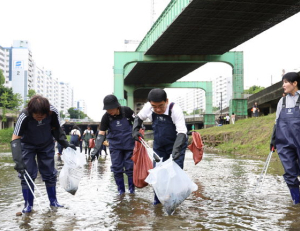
[289,187,300,204]
[46,186,64,207]
[153,192,161,205]
[128,177,135,194]
[22,188,34,213]
[115,178,125,195]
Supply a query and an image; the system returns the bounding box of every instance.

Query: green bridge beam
[125,81,213,114]
[136,0,192,52]
[113,51,246,126]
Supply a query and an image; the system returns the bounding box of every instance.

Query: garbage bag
[59,147,86,195]
[188,132,204,165]
[131,130,153,188]
[89,138,95,148]
[145,158,198,215]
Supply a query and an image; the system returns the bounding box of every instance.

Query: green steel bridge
[114,0,300,127]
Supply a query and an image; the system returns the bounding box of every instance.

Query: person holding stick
[132,88,188,205]
[11,95,76,213]
[270,72,300,204]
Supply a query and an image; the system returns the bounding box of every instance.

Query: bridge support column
[125,85,135,109]
[230,99,248,119]
[204,114,215,128]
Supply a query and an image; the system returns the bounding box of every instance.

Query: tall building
[0,45,11,88]
[175,89,205,114]
[75,99,87,114]
[33,66,59,109]
[1,40,75,114]
[11,40,34,105]
[212,75,232,109]
[58,82,73,114]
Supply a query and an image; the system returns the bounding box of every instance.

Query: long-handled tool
[24,170,52,212]
[139,137,161,162]
[254,148,274,193]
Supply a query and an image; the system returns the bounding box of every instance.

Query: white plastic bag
[145,158,198,215]
[59,147,86,195]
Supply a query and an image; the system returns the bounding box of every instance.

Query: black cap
[103,95,120,110]
[148,88,167,102]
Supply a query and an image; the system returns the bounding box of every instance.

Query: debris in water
[16,212,22,216]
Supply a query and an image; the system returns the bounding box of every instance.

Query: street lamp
[217,92,223,115]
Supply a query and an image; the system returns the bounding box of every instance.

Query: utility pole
[150,0,155,27]
[217,92,223,115]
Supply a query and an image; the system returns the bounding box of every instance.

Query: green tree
[0,70,5,86]
[68,107,88,119]
[213,107,220,112]
[244,85,265,94]
[25,89,37,105]
[0,86,21,110]
[10,93,23,111]
[60,110,65,119]
[0,92,10,122]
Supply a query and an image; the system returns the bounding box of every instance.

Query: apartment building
[0,46,11,87]
[58,82,74,114]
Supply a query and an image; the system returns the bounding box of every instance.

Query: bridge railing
[136,0,192,52]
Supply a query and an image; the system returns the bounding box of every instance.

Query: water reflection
[1,150,299,230]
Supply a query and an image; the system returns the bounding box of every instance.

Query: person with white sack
[132,88,188,205]
[11,95,76,213]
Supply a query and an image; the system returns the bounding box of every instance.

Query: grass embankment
[197,113,277,159]
[0,128,13,151]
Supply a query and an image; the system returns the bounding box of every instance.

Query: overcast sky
[1,0,300,120]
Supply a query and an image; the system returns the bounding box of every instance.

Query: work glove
[270,124,276,152]
[90,134,105,162]
[187,131,194,136]
[52,127,76,150]
[172,133,187,160]
[132,116,144,142]
[11,139,26,176]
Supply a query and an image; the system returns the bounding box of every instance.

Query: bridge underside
[124,63,205,84]
[125,0,300,91]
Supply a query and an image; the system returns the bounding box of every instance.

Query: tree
[25,89,37,105]
[10,93,23,111]
[0,86,22,110]
[68,107,88,119]
[244,85,265,94]
[213,107,220,112]
[0,70,5,86]
[0,92,10,122]
[60,110,65,119]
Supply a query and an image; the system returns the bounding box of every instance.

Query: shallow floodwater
[0,150,299,230]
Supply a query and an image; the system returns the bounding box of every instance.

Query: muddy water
[0,150,299,230]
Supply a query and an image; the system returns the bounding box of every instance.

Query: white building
[33,66,59,109]
[75,99,87,114]
[212,75,232,110]
[175,89,206,114]
[0,46,11,88]
[11,40,34,105]
[1,40,75,113]
[58,82,73,114]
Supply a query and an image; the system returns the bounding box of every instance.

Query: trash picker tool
[254,148,274,193]
[139,137,161,162]
[24,170,44,213]
[25,170,52,211]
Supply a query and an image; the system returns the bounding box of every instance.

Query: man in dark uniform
[132,88,188,205]
[90,94,135,195]
[11,95,76,213]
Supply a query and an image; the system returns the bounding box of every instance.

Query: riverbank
[0,128,13,152]
[197,113,278,160]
